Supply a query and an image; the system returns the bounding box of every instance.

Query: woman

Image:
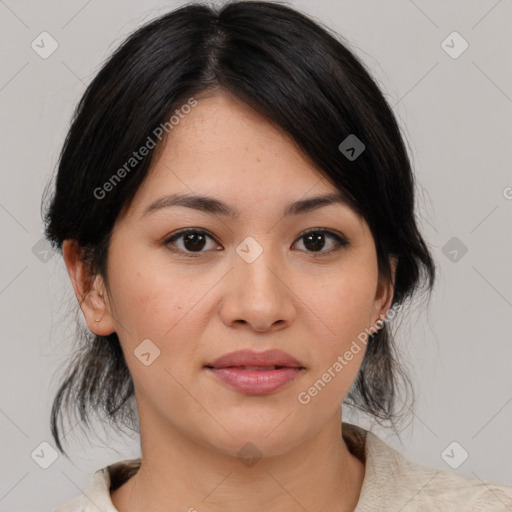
[44,1,512,510]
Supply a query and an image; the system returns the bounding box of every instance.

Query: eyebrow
[141,192,351,219]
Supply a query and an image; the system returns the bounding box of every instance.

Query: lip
[205,348,304,369]
[204,349,305,395]
[205,367,304,394]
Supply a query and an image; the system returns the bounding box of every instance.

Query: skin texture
[63,91,396,512]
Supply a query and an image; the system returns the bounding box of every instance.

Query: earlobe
[62,239,116,336]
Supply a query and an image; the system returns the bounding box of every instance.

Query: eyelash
[163,228,349,259]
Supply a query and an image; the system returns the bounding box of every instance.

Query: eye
[164,229,220,258]
[163,228,349,258]
[292,229,349,256]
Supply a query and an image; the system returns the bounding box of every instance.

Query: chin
[196,420,305,461]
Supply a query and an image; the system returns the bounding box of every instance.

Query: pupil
[184,233,205,251]
[304,232,324,252]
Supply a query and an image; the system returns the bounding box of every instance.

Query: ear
[370,256,398,327]
[62,239,116,336]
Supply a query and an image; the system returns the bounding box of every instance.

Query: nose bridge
[222,234,293,330]
[234,234,282,294]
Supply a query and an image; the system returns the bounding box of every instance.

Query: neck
[111,412,365,512]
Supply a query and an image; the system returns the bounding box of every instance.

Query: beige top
[54,423,512,511]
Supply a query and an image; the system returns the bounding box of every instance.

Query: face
[65,91,395,458]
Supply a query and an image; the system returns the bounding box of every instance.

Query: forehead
[157,92,323,180]
[124,92,358,224]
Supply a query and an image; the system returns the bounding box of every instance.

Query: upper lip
[205,349,304,369]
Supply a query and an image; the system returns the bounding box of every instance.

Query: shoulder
[381,444,512,511]
[53,467,111,512]
[351,424,512,511]
[53,459,141,512]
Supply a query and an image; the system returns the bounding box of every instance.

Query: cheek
[105,245,201,344]
[300,264,377,343]
[294,275,375,411]
[105,254,208,399]
[294,260,377,398]
[105,245,227,389]
[111,277,202,345]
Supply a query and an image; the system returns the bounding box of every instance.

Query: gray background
[1,0,511,510]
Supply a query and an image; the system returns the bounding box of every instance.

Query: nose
[218,238,296,333]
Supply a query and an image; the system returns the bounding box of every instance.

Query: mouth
[204,365,301,370]
[203,349,306,395]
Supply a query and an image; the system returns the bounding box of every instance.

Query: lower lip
[205,367,304,394]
